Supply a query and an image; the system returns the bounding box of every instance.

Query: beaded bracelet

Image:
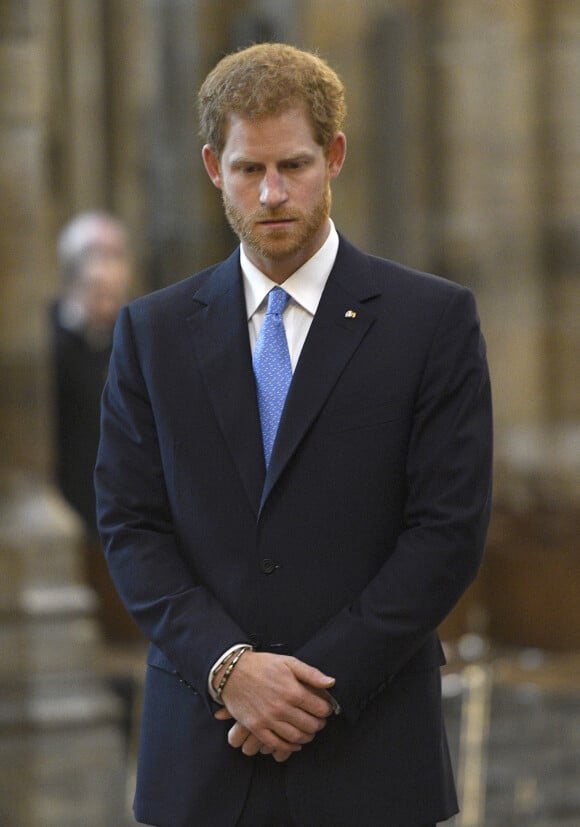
[215,645,252,701]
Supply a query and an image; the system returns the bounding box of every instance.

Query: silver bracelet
[215,645,252,700]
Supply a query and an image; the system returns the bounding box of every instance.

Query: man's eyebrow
[281,152,315,163]
[228,156,261,168]
[229,151,315,168]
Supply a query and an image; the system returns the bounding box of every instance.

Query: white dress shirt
[241,219,339,370]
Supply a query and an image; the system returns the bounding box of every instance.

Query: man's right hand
[214,651,336,755]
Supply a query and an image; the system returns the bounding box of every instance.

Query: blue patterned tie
[253,287,292,466]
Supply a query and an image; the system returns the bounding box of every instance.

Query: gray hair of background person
[57,210,131,286]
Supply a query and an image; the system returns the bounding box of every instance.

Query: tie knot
[266,286,290,317]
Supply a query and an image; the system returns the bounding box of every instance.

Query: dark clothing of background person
[49,210,138,641]
[50,300,140,641]
[51,300,111,534]
[50,211,136,638]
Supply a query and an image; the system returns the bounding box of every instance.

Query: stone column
[0,1,54,478]
[105,0,157,295]
[424,1,580,649]
[144,0,228,288]
[503,2,579,653]
[539,2,580,419]
[55,0,109,213]
[427,0,545,430]
[0,3,127,823]
[416,0,567,643]
[0,479,127,827]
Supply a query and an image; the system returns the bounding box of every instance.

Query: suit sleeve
[294,286,493,722]
[94,306,248,711]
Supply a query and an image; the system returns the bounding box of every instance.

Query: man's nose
[259,170,288,208]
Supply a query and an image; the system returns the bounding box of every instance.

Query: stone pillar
[145,0,228,288]
[364,8,414,263]
[0,3,127,823]
[55,0,109,213]
[424,1,580,648]
[0,1,54,478]
[105,0,157,295]
[539,2,580,418]
[0,479,127,827]
[427,0,545,430]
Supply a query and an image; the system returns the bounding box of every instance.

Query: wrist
[214,646,252,702]
[208,644,253,703]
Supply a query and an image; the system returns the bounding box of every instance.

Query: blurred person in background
[51,210,138,640]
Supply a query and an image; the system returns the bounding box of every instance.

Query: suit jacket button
[261,558,279,574]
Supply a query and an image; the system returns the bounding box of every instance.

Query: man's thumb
[293,659,335,688]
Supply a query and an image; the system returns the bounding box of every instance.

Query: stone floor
[442,643,580,827]
[101,640,580,827]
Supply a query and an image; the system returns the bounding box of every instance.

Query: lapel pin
[344,310,357,319]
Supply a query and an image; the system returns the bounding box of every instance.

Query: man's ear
[327,132,347,180]
[202,145,222,189]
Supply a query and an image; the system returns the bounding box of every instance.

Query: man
[51,210,136,639]
[95,43,492,827]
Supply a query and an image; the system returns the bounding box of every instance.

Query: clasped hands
[213,650,336,763]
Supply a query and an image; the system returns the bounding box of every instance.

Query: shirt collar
[241,219,339,320]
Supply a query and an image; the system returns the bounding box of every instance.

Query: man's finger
[214,707,234,721]
[227,722,250,748]
[272,749,294,763]
[240,733,263,756]
[288,658,336,691]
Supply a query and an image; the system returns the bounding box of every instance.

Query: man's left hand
[214,709,294,762]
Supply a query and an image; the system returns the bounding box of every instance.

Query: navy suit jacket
[95,235,493,827]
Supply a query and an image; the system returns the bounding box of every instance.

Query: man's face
[203,106,346,283]
[78,254,131,333]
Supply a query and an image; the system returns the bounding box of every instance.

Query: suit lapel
[260,238,381,512]
[186,250,265,515]
[186,239,382,517]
